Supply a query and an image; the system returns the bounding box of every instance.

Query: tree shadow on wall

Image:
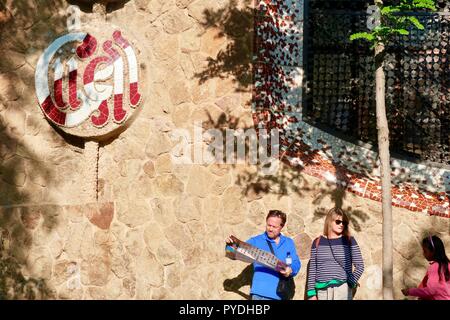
[223,264,253,300]
[195,0,253,91]
[0,222,52,300]
[0,0,69,299]
[201,110,319,200]
[195,0,364,205]
[202,108,373,228]
[312,187,370,232]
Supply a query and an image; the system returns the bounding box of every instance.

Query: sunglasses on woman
[335,219,348,226]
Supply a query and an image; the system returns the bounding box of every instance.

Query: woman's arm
[306,241,318,299]
[349,237,365,287]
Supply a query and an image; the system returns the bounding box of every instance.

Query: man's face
[266,216,283,239]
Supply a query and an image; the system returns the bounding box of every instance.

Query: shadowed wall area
[0,0,69,299]
[195,0,253,91]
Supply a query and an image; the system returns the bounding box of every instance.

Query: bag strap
[326,236,354,284]
[315,236,320,249]
[267,240,293,281]
[266,240,280,275]
[266,240,275,255]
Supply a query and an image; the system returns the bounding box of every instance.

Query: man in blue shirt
[227,210,301,300]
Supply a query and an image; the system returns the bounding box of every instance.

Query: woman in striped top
[307,208,365,300]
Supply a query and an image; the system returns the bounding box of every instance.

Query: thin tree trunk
[375,42,393,300]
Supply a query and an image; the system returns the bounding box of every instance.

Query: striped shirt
[306,236,365,298]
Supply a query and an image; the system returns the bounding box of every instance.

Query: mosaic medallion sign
[35,16,144,140]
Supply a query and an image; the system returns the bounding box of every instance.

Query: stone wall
[0,0,448,300]
[0,171,448,299]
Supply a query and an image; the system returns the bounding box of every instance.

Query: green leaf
[396,16,407,24]
[407,16,424,30]
[394,29,410,35]
[349,32,375,42]
[412,0,437,11]
[373,26,392,37]
[373,26,390,32]
[381,6,401,15]
[352,1,436,45]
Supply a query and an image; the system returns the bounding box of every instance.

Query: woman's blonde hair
[323,207,351,238]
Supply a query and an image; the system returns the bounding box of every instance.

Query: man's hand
[279,266,292,277]
[225,236,234,245]
[308,296,318,300]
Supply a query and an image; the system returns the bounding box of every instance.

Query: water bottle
[286,251,292,266]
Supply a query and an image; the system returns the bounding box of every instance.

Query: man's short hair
[266,210,287,227]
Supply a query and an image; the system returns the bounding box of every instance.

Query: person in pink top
[402,235,450,300]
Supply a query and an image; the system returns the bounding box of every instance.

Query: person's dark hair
[266,210,287,227]
[422,235,450,282]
